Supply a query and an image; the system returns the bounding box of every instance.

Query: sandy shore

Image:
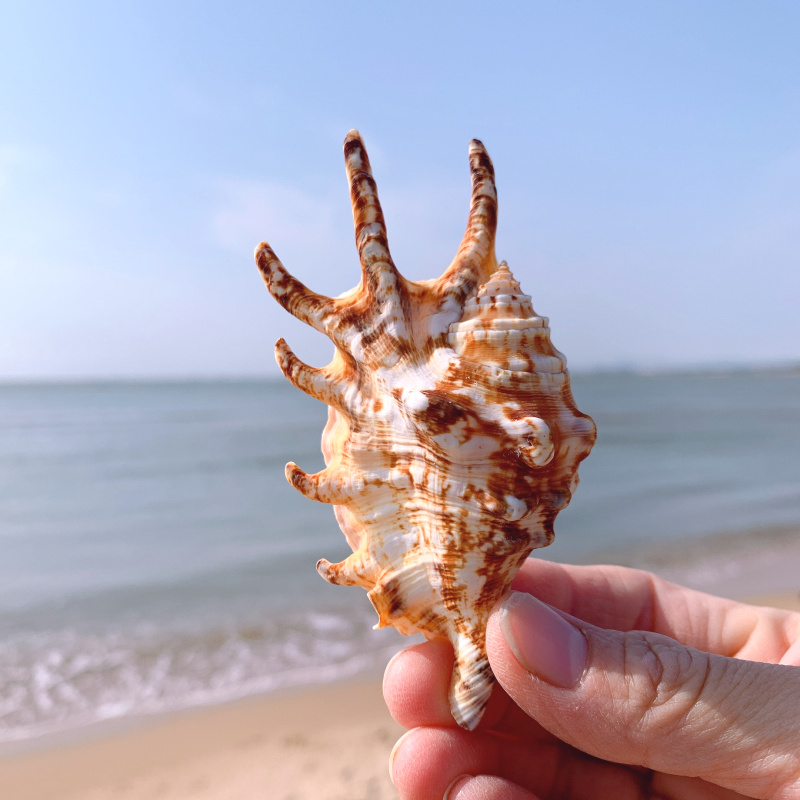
[1,589,798,800]
[0,679,402,800]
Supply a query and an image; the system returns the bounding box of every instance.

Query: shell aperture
[256,131,596,730]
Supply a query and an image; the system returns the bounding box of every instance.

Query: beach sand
[0,679,402,800]
[1,590,798,800]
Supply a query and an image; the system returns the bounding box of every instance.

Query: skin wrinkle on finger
[622,634,713,761]
[630,633,800,792]
[717,666,800,800]
[592,624,799,781]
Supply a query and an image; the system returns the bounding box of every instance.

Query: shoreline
[1,585,798,800]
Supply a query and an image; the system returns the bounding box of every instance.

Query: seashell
[255,131,596,730]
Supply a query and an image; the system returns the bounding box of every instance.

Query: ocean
[0,371,798,745]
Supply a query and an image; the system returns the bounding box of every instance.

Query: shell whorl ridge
[448,262,563,375]
[255,131,596,730]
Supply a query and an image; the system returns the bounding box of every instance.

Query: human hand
[383,560,800,800]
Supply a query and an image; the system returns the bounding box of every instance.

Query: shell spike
[256,242,336,336]
[274,338,346,410]
[449,633,494,731]
[317,552,376,590]
[284,462,354,504]
[343,131,401,300]
[436,139,498,305]
[464,139,498,244]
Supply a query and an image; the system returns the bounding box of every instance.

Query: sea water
[0,371,798,744]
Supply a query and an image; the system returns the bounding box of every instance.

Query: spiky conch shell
[256,131,596,730]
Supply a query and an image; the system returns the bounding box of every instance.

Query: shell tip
[273,339,287,366]
[254,242,274,270]
[451,700,488,731]
[317,557,349,587]
[449,637,495,731]
[284,461,299,482]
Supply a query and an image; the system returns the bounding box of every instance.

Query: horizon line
[1,360,798,386]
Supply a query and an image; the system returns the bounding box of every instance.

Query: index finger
[514,559,798,663]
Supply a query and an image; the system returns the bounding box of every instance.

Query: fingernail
[443,774,473,800]
[499,591,587,688]
[389,729,413,785]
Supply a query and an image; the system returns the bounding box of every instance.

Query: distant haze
[1,2,798,379]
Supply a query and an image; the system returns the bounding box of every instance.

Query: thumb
[487,591,800,799]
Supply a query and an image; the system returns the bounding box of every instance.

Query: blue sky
[1,1,798,378]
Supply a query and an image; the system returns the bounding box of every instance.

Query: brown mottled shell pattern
[255,131,596,730]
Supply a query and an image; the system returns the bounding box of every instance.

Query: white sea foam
[0,605,413,745]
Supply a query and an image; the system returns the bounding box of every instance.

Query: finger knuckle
[622,632,713,739]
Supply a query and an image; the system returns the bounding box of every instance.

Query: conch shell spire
[256,132,596,730]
